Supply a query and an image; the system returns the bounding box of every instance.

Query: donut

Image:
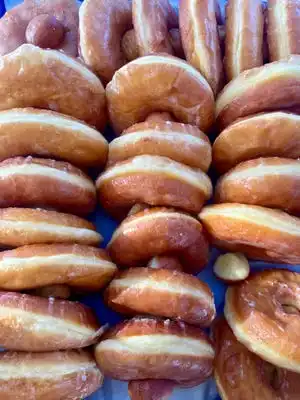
[106,55,215,134]
[128,380,175,400]
[216,56,300,129]
[107,208,209,274]
[213,112,300,173]
[0,244,116,292]
[0,350,103,400]
[213,318,300,400]
[0,291,102,351]
[95,317,214,386]
[213,253,250,283]
[0,208,101,248]
[96,155,212,216]
[225,270,300,373]
[224,0,263,81]
[0,157,96,215]
[199,203,300,264]
[215,158,300,214]
[179,0,223,95]
[105,267,215,326]
[0,44,106,129]
[108,120,212,171]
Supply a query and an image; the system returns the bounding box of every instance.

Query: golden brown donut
[95,317,214,386]
[0,208,101,248]
[107,208,209,274]
[108,120,212,171]
[0,350,103,400]
[0,291,102,351]
[128,380,175,400]
[199,203,300,264]
[179,0,223,95]
[213,318,300,400]
[105,267,215,326]
[225,270,300,373]
[0,157,96,215]
[213,112,300,173]
[0,44,106,129]
[106,55,215,134]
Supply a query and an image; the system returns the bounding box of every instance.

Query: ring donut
[106,55,215,134]
[199,203,300,264]
[225,270,300,373]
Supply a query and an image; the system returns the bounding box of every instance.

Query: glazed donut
[105,267,215,327]
[106,55,215,134]
[216,56,300,129]
[0,291,102,351]
[225,270,300,373]
[95,317,214,386]
[0,350,103,400]
[107,208,209,274]
[179,0,223,95]
[199,203,300,264]
[215,158,300,214]
[0,44,106,129]
[0,244,116,292]
[214,318,300,400]
[0,208,101,248]
[128,380,175,400]
[0,157,96,215]
[224,0,263,81]
[213,112,300,173]
[108,120,212,171]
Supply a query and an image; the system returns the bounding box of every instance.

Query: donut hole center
[281,303,300,315]
[269,367,282,390]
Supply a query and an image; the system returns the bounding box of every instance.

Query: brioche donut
[108,208,209,274]
[0,208,101,248]
[214,318,300,400]
[106,55,215,134]
[105,268,215,327]
[0,44,106,129]
[108,120,212,171]
[216,56,300,129]
[179,0,223,95]
[128,380,175,400]
[0,291,102,351]
[199,203,300,264]
[0,350,103,400]
[95,317,214,386]
[213,112,300,173]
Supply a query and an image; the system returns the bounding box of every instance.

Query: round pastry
[128,380,175,400]
[213,253,250,283]
[106,54,215,134]
[105,267,215,326]
[0,208,101,248]
[213,112,300,173]
[225,269,300,373]
[108,208,209,274]
[0,44,106,129]
[214,318,300,400]
[0,291,102,351]
[199,203,300,264]
[95,317,214,386]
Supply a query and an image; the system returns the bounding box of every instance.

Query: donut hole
[281,303,300,315]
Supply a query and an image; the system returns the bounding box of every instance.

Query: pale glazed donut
[106,55,215,134]
[0,44,106,129]
[128,380,175,400]
[0,291,102,351]
[0,208,101,248]
[95,317,214,386]
[107,208,209,274]
[105,267,215,326]
[225,270,300,373]
[0,350,103,400]
[0,244,117,292]
[179,0,223,95]
[213,112,300,173]
[0,157,96,215]
[224,0,263,81]
[108,120,212,171]
[214,318,300,400]
[216,56,300,129]
[199,203,300,264]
